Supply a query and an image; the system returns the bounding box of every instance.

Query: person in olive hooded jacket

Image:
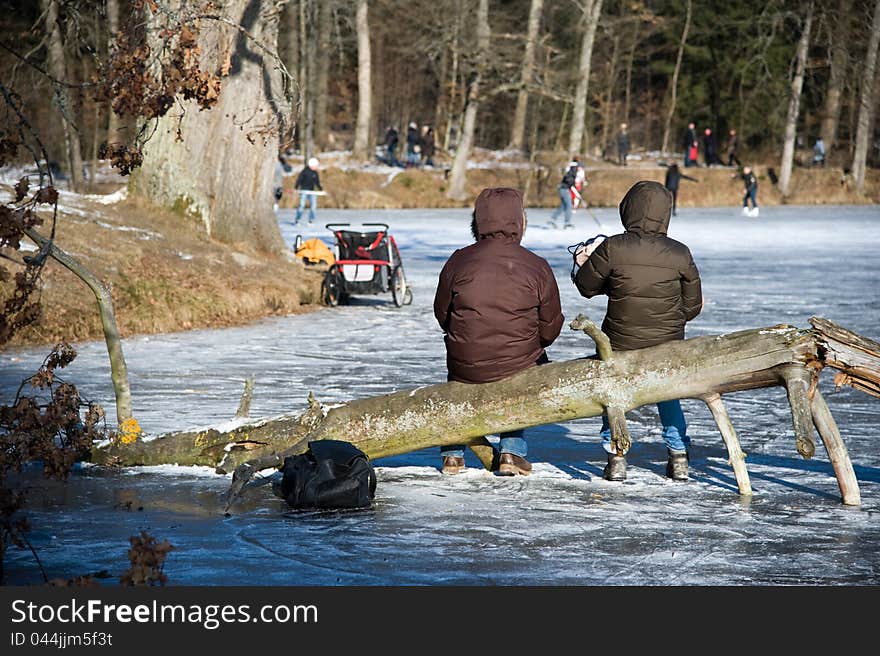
[434,187,564,476]
[574,180,702,481]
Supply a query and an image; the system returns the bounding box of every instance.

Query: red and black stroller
[321,223,413,307]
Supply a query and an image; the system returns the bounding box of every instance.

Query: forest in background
[1,0,878,179]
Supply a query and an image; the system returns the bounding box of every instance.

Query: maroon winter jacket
[433,188,564,384]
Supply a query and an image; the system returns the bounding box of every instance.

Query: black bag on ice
[278,440,376,510]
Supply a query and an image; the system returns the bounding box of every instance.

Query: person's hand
[575,238,602,266]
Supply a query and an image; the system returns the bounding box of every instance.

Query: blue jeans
[600,399,690,454]
[743,188,757,209]
[295,192,318,224]
[550,186,573,225]
[441,429,526,460]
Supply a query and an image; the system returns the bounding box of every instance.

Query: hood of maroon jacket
[433,188,564,383]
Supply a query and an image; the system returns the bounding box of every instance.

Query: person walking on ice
[735,166,759,217]
[548,159,582,228]
[294,157,323,226]
[572,181,703,482]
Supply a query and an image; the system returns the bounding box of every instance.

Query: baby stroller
[321,223,413,307]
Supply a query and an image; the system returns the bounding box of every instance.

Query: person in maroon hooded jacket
[433,187,564,476]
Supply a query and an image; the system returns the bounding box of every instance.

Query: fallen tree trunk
[90,316,879,506]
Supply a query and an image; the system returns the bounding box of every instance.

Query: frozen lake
[3,203,880,585]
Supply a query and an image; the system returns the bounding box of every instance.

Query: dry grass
[3,193,324,349]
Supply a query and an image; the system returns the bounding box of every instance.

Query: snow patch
[86,187,128,204]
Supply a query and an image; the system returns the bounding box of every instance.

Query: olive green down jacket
[574,180,702,351]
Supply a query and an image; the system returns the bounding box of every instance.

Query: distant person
[420,125,436,167]
[734,165,759,217]
[571,162,588,209]
[663,162,698,216]
[683,122,698,167]
[548,159,582,229]
[813,138,826,167]
[406,122,420,168]
[294,156,322,226]
[726,129,741,167]
[702,128,718,166]
[573,181,703,482]
[616,123,630,166]
[433,188,564,476]
[384,125,401,167]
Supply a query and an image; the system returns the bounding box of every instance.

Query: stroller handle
[325,222,390,231]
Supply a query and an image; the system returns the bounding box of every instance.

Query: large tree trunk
[820,0,852,154]
[661,0,691,155]
[852,0,880,193]
[568,0,603,158]
[42,0,84,192]
[779,2,814,198]
[508,0,544,152]
[446,0,489,201]
[352,0,373,160]
[129,0,288,254]
[92,317,879,507]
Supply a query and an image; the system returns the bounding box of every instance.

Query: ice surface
[2,203,880,585]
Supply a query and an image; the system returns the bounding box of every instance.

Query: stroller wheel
[322,266,342,306]
[391,265,408,308]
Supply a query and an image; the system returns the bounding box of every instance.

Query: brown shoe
[441,456,465,475]
[497,453,532,476]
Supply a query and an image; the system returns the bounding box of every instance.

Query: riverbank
[1,185,324,350]
[283,148,880,210]
[2,150,877,350]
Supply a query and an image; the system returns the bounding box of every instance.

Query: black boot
[603,453,627,481]
[666,449,689,481]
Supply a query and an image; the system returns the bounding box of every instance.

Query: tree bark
[446,0,489,201]
[41,0,84,192]
[852,0,880,193]
[508,0,544,152]
[568,0,603,158]
[820,0,852,154]
[91,316,878,506]
[352,0,372,160]
[779,2,814,198]
[129,0,288,254]
[661,0,691,155]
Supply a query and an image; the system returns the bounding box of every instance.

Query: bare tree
[353,0,373,160]
[508,0,544,152]
[300,0,316,159]
[314,0,333,149]
[447,0,490,201]
[568,0,604,158]
[820,0,852,154]
[852,0,880,193]
[41,0,84,191]
[779,2,814,198]
[130,0,290,253]
[661,0,691,155]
